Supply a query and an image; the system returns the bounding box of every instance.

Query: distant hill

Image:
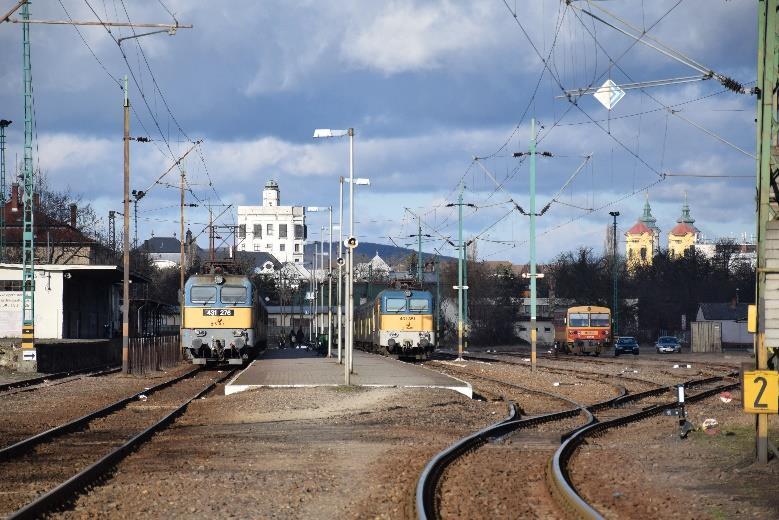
[304,241,455,266]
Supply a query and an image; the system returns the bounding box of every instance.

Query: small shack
[692,302,752,351]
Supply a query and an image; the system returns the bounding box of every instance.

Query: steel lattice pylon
[0,119,9,264]
[21,1,35,358]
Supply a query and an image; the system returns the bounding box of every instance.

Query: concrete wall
[0,269,64,338]
[514,320,555,346]
[0,339,121,373]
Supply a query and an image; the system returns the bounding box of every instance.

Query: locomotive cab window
[191,286,217,304]
[221,285,248,304]
[569,313,589,327]
[409,298,430,312]
[590,313,610,327]
[385,298,406,312]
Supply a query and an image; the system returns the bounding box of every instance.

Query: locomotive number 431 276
[203,309,234,317]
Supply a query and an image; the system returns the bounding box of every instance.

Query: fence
[691,322,722,353]
[128,335,181,375]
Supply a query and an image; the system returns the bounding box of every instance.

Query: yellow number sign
[743,370,779,414]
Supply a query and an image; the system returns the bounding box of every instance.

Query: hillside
[304,241,454,266]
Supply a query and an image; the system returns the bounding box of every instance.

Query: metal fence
[128,335,181,375]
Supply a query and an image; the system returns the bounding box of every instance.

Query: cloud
[341,1,502,74]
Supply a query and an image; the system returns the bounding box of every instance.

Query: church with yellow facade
[625,194,700,269]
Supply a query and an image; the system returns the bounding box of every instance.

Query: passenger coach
[182,272,267,365]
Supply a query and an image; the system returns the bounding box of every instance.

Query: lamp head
[313,128,349,138]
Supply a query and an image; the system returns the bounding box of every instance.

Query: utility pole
[445,190,475,361]
[417,216,423,284]
[609,212,620,337]
[529,118,538,372]
[327,207,332,358]
[179,167,186,355]
[464,237,469,352]
[0,119,10,264]
[19,1,35,370]
[754,0,777,464]
[338,178,344,364]
[435,252,441,339]
[407,214,432,285]
[122,76,130,374]
[457,189,464,360]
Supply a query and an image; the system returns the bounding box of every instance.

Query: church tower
[625,193,660,269]
[668,193,700,257]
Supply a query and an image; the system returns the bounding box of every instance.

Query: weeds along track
[0,366,121,396]
[0,367,234,519]
[417,358,737,519]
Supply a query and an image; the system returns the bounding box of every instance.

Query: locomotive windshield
[221,285,248,304]
[385,298,406,312]
[191,286,217,304]
[569,313,589,327]
[590,313,610,327]
[409,298,430,312]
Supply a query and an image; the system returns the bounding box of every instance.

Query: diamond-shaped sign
[593,79,625,110]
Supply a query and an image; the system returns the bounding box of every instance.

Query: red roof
[2,199,95,244]
[626,222,652,235]
[669,222,698,236]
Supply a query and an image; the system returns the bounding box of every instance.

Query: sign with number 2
[743,371,779,414]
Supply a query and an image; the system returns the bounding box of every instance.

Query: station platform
[225,348,472,398]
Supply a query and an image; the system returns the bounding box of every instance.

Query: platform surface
[226,348,471,397]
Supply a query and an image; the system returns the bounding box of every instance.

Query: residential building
[236,180,306,263]
[2,183,113,265]
[142,236,183,269]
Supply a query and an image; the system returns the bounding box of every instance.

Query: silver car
[655,336,681,353]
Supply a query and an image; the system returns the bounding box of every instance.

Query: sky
[0,0,759,264]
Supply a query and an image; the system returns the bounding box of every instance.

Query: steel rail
[0,365,120,393]
[416,366,624,520]
[8,369,234,520]
[0,366,200,461]
[548,378,740,520]
[417,358,735,519]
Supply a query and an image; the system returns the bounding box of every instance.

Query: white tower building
[237,180,306,263]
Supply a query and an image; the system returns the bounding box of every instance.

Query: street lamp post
[313,128,354,384]
[609,211,620,337]
[307,206,334,358]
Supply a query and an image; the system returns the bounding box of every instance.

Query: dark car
[655,336,682,354]
[614,336,639,356]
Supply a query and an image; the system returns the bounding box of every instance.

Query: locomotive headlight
[195,329,207,337]
[389,332,399,338]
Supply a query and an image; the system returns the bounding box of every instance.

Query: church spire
[639,192,659,232]
[677,191,695,224]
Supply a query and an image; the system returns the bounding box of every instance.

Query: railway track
[416,361,738,519]
[416,365,619,519]
[0,365,120,395]
[549,377,739,519]
[0,367,234,519]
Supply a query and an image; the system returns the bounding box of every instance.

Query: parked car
[655,336,682,354]
[614,336,640,356]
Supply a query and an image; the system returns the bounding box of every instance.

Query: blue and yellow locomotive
[355,289,436,360]
[182,272,267,365]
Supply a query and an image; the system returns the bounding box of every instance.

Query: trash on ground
[719,391,733,403]
[138,394,148,401]
[702,418,719,435]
